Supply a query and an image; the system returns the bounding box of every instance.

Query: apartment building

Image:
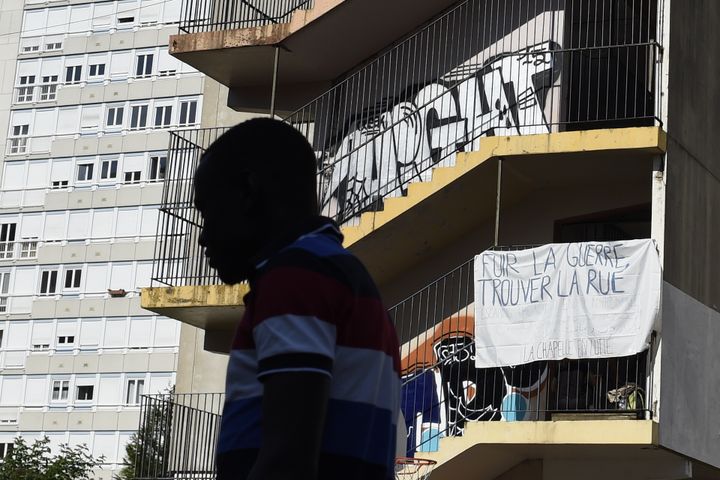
[141,0,720,479]
[0,0,204,477]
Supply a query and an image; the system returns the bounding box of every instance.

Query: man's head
[194,118,318,284]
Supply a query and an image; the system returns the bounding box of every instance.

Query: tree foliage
[0,436,104,480]
[115,393,174,480]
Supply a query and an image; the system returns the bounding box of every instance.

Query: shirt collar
[249,216,343,273]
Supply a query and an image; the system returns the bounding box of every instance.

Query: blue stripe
[217,397,262,453]
[322,399,397,469]
[291,234,347,258]
[218,397,396,471]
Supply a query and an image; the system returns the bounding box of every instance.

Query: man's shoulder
[259,233,379,298]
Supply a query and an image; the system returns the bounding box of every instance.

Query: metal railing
[392,248,654,455]
[179,0,315,34]
[153,0,663,287]
[134,393,225,480]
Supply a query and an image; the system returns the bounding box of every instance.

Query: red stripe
[231,267,400,371]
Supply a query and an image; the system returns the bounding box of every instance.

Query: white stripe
[258,367,333,379]
[225,349,263,401]
[254,314,337,361]
[330,346,401,413]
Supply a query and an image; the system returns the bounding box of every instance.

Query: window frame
[76,163,94,182]
[51,379,70,402]
[39,269,59,295]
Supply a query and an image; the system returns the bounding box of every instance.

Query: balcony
[169,0,464,112]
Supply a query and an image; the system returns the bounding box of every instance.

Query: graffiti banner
[473,239,661,368]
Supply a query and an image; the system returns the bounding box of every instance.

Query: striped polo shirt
[216,217,401,480]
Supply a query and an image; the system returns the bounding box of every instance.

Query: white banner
[474,239,661,368]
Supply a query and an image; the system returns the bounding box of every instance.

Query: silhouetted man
[194,118,401,480]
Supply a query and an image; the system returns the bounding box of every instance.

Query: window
[16,76,36,103]
[65,65,82,84]
[154,105,172,127]
[77,163,94,182]
[126,379,145,405]
[19,239,38,259]
[135,54,154,78]
[124,171,141,184]
[64,269,82,290]
[40,76,58,101]
[51,380,69,401]
[101,159,118,180]
[130,105,148,130]
[57,335,75,346]
[178,100,198,126]
[88,64,106,78]
[0,442,13,460]
[148,156,167,181]
[106,107,124,128]
[45,42,62,51]
[9,125,29,154]
[22,45,39,53]
[32,343,50,350]
[0,272,9,313]
[40,270,59,295]
[76,385,94,401]
[51,180,69,189]
[0,224,16,259]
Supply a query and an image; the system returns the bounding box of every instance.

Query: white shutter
[157,49,178,75]
[80,319,102,347]
[103,319,126,348]
[31,321,53,345]
[93,433,117,464]
[17,60,40,78]
[92,3,115,31]
[12,267,36,295]
[11,110,33,129]
[64,55,84,68]
[98,375,121,405]
[41,57,62,77]
[7,321,30,348]
[67,211,91,240]
[115,208,139,237]
[91,209,114,239]
[26,161,50,188]
[45,7,69,35]
[46,434,67,456]
[140,3,161,24]
[56,320,77,337]
[148,374,173,394]
[34,109,57,138]
[51,159,72,182]
[43,212,66,241]
[0,377,23,406]
[20,214,43,238]
[81,106,102,130]
[122,154,145,173]
[109,263,132,290]
[116,0,139,22]
[85,264,108,293]
[56,108,80,135]
[110,51,132,79]
[69,4,92,33]
[154,318,179,346]
[3,164,26,189]
[140,208,158,236]
[22,10,47,37]
[128,317,152,347]
[134,262,152,288]
[68,433,92,449]
[162,0,182,23]
[24,377,47,406]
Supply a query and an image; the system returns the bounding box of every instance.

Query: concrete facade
[0,0,204,477]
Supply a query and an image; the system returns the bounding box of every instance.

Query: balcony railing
[179,0,315,34]
[135,393,224,480]
[153,0,663,288]
[392,250,654,456]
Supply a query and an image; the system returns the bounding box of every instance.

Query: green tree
[115,395,173,480]
[0,436,104,480]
